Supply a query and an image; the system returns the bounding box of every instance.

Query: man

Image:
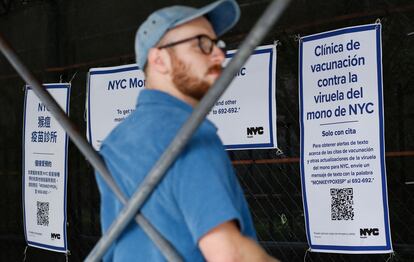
[95,0,279,261]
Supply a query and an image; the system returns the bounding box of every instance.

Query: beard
[170,51,222,101]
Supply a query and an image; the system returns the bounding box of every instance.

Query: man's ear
[147,47,171,74]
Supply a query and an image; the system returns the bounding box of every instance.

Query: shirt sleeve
[172,130,247,243]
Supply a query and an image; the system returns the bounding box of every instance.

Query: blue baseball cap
[135,0,240,69]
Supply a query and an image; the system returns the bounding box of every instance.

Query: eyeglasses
[158,34,226,55]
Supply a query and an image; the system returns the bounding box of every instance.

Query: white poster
[208,44,277,150]
[299,24,392,254]
[22,83,70,252]
[87,64,145,150]
[87,45,277,151]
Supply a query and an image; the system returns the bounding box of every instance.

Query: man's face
[169,50,222,101]
[161,17,225,101]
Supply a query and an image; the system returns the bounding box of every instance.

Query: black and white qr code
[37,201,49,226]
[330,188,354,220]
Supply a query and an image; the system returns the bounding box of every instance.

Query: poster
[299,24,392,253]
[87,64,144,150]
[208,44,277,150]
[87,45,277,151]
[22,83,70,252]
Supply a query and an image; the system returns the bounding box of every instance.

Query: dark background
[0,0,413,261]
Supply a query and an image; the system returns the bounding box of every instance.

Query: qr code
[37,201,49,226]
[330,188,354,220]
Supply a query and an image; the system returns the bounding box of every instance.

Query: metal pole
[0,36,182,262]
[86,0,291,260]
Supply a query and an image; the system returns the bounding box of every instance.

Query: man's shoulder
[100,103,190,159]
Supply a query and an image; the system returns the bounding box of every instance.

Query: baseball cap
[135,0,240,69]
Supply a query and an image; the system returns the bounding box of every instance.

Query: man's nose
[210,44,225,64]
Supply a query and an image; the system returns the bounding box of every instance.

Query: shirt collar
[137,89,193,113]
[136,89,218,131]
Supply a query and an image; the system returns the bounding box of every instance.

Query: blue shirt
[96,89,257,261]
